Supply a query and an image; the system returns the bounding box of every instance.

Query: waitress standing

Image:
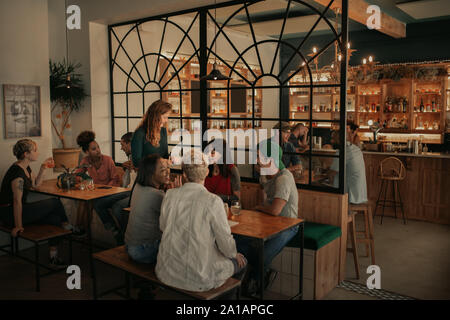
[131,100,172,167]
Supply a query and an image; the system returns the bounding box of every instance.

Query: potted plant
[57,164,91,191]
[49,59,88,169]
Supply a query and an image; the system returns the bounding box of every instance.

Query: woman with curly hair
[131,100,171,167]
[76,131,129,244]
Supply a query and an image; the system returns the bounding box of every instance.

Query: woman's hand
[11,227,24,237]
[168,175,182,189]
[41,157,55,170]
[236,253,247,268]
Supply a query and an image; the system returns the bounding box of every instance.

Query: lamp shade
[201,63,231,81]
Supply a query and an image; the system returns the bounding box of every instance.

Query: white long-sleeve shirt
[155,182,237,292]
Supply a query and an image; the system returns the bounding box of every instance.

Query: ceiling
[210,0,450,39]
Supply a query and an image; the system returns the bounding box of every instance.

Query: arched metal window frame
[108,0,349,194]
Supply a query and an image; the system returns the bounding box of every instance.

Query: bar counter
[363,151,450,225]
[363,151,450,159]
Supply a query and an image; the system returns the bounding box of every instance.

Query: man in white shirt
[155,150,247,292]
[328,129,368,204]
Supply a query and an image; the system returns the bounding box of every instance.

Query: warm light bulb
[338,54,342,61]
[347,42,350,49]
[331,63,334,68]
[363,58,367,64]
[369,56,373,62]
[313,47,317,54]
[301,61,306,66]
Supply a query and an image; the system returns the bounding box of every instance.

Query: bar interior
[0,0,449,301]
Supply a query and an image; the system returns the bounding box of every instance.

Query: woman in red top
[204,139,240,205]
[76,131,129,244]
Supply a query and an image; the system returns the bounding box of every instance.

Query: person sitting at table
[236,139,299,296]
[273,122,302,175]
[155,150,247,292]
[0,139,82,268]
[125,154,180,263]
[109,132,136,235]
[204,138,241,205]
[327,129,368,204]
[289,123,309,153]
[76,130,129,245]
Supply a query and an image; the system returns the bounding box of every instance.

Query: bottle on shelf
[402,98,407,113]
[420,98,424,112]
[335,101,339,112]
[431,100,436,112]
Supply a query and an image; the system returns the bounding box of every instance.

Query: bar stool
[347,212,360,279]
[349,202,375,265]
[374,157,407,224]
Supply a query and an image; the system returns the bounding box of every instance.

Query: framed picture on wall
[2,84,41,139]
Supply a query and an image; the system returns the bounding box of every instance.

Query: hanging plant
[49,59,88,148]
[414,67,447,81]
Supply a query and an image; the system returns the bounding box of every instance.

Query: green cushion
[287,222,342,250]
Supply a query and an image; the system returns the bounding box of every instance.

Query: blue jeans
[126,240,160,264]
[235,225,299,279]
[93,191,130,230]
[111,196,130,231]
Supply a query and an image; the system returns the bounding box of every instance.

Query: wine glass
[231,200,241,216]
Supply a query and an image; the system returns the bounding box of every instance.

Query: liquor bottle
[420,98,424,112]
[335,101,339,112]
[402,98,407,113]
[376,104,380,112]
[432,100,436,112]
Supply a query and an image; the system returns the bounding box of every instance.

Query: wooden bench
[92,245,242,300]
[0,224,73,292]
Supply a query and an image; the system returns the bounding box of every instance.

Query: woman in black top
[0,139,79,267]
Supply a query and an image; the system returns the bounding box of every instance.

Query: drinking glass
[79,181,86,191]
[231,201,241,216]
[87,179,95,191]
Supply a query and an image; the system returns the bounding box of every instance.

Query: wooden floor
[0,216,448,300]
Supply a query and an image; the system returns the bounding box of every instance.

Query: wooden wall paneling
[314,237,340,300]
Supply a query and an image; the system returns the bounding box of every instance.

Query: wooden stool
[349,202,375,265]
[347,212,360,279]
[374,157,407,224]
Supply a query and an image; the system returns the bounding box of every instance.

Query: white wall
[0,0,54,250]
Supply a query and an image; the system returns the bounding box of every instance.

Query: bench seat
[93,245,241,300]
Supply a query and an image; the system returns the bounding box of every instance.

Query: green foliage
[49,59,88,110]
[56,164,92,190]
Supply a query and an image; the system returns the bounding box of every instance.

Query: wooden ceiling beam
[312,0,406,38]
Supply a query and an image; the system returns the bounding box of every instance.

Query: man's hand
[11,227,24,237]
[236,253,247,268]
[122,160,133,170]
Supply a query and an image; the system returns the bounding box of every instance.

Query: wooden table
[228,209,304,300]
[32,179,130,284]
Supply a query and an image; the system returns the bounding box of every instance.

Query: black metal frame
[0,227,73,292]
[108,0,348,194]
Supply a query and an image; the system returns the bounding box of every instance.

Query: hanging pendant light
[57,0,79,89]
[201,0,231,81]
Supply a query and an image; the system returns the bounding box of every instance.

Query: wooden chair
[374,157,407,224]
[0,224,72,292]
[92,245,242,300]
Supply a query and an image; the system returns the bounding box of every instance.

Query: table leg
[86,201,94,278]
[258,239,264,300]
[299,223,304,300]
